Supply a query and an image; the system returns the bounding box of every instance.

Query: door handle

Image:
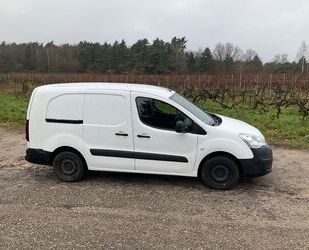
[137,134,151,138]
[115,131,128,136]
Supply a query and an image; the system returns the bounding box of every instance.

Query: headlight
[239,134,266,148]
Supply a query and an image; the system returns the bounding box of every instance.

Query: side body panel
[82,90,134,170]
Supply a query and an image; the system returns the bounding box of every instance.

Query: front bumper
[25,148,52,165]
[239,145,273,177]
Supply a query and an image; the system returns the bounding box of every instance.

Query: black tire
[200,156,239,190]
[52,151,86,182]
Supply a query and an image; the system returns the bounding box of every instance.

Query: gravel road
[0,128,308,249]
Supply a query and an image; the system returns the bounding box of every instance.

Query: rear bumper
[25,148,51,165]
[239,145,273,177]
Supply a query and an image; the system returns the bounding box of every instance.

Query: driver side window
[136,97,193,132]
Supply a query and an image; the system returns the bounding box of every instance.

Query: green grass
[0,93,29,127]
[0,92,308,148]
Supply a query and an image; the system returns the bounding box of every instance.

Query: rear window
[46,94,84,120]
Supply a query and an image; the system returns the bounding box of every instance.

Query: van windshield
[170,93,215,126]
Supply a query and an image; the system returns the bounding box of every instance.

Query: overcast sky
[0,0,308,62]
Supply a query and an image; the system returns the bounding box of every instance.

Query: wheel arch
[50,146,88,169]
[197,151,242,178]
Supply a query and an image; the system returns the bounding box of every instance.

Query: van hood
[216,114,263,137]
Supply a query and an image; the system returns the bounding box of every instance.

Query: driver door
[131,92,198,174]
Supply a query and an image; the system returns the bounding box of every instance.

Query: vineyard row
[1,73,309,89]
[1,73,308,119]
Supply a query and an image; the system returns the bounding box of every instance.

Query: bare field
[0,128,308,248]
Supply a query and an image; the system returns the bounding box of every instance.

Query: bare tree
[243,49,257,62]
[212,42,243,62]
[297,41,308,74]
[231,45,243,61]
[273,54,288,64]
[212,43,225,62]
[281,54,288,63]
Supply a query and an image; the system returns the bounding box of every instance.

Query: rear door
[83,90,134,170]
[130,92,199,174]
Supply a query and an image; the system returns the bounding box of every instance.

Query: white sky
[0,0,308,62]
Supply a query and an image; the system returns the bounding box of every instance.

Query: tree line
[0,37,307,74]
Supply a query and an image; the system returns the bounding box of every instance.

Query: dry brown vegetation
[1,73,309,120]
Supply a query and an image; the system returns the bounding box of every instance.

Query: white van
[25,83,272,189]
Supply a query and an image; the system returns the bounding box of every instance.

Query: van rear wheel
[53,151,86,182]
[200,156,239,190]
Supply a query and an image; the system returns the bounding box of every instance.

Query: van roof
[37,82,175,98]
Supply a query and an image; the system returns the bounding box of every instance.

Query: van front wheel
[200,156,239,190]
[53,151,86,182]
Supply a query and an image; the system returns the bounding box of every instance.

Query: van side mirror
[175,120,186,133]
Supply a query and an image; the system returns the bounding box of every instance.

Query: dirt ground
[0,128,308,249]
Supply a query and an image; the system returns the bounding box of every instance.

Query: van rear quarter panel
[28,87,85,155]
